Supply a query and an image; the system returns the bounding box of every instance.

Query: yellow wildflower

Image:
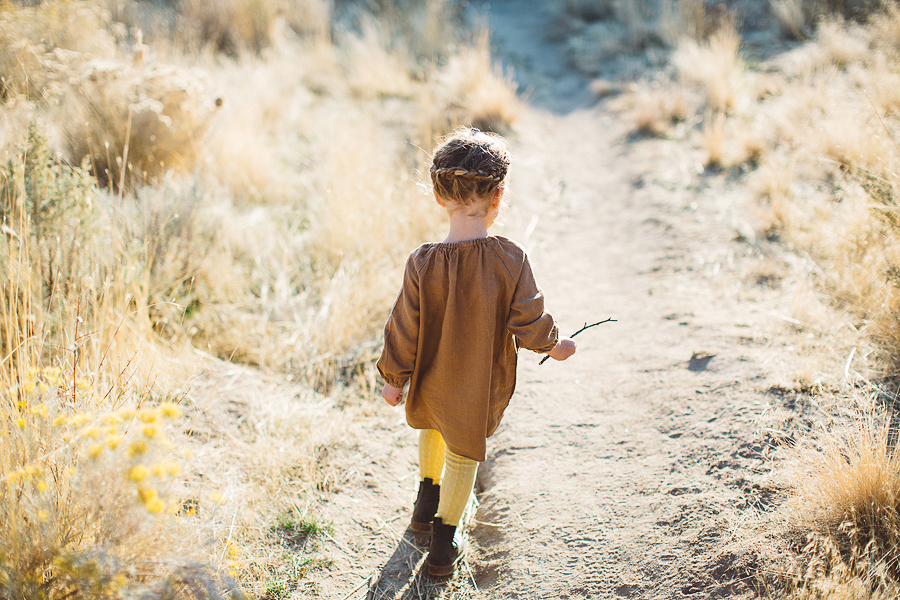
[128,440,148,457]
[160,402,182,419]
[138,410,159,424]
[72,414,89,427]
[142,425,159,439]
[86,443,104,460]
[128,465,149,482]
[111,574,128,591]
[44,366,63,386]
[37,510,49,521]
[83,426,100,440]
[53,416,67,428]
[138,487,164,513]
[16,418,24,429]
[150,462,180,478]
[37,482,46,492]
[105,434,123,450]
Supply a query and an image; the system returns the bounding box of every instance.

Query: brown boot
[410,478,440,533]
[427,517,467,577]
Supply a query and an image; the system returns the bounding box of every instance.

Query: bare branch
[539,318,616,365]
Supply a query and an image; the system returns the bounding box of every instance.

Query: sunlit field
[4,0,900,597]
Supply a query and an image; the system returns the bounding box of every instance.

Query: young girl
[376,127,576,577]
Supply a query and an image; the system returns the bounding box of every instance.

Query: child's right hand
[382,383,404,406]
[547,338,577,361]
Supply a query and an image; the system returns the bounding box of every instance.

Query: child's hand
[382,383,404,406]
[547,338,577,361]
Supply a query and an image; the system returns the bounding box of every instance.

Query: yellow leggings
[418,429,478,527]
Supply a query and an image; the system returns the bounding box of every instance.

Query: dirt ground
[300,2,846,598]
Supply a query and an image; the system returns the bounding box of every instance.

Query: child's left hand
[382,383,403,406]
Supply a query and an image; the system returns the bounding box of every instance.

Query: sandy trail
[307,2,822,598]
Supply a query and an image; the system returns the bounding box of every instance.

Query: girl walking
[377,127,576,577]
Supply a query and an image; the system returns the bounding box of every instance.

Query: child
[376,127,576,577]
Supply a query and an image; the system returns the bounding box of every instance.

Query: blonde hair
[430,127,510,216]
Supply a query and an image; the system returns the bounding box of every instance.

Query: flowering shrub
[0,366,238,600]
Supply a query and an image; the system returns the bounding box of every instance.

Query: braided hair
[430,127,510,215]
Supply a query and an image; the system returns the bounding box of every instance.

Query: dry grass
[702,110,726,168]
[0,127,241,598]
[0,0,520,596]
[631,84,690,137]
[782,396,900,597]
[672,19,743,114]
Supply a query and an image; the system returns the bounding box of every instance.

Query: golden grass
[784,401,900,597]
[702,110,726,168]
[631,84,690,137]
[0,0,520,596]
[672,19,742,114]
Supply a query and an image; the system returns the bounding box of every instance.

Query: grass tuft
[785,401,900,597]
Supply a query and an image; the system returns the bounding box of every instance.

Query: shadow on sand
[365,528,449,600]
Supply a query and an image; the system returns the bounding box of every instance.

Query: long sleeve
[507,253,558,353]
[377,254,421,389]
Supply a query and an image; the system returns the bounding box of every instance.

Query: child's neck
[443,211,492,243]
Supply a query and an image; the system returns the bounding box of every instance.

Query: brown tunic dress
[376,235,559,462]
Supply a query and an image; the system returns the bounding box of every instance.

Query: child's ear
[491,187,503,209]
[434,191,446,207]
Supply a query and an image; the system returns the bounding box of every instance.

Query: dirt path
[305,3,829,598]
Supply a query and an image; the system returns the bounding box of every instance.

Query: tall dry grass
[0,0,520,596]
[783,394,900,598]
[0,125,240,598]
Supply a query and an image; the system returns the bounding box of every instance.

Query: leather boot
[410,478,440,533]
[427,517,467,577]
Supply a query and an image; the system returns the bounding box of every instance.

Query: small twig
[325,532,355,556]
[539,318,616,365]
[340,577,370,600]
